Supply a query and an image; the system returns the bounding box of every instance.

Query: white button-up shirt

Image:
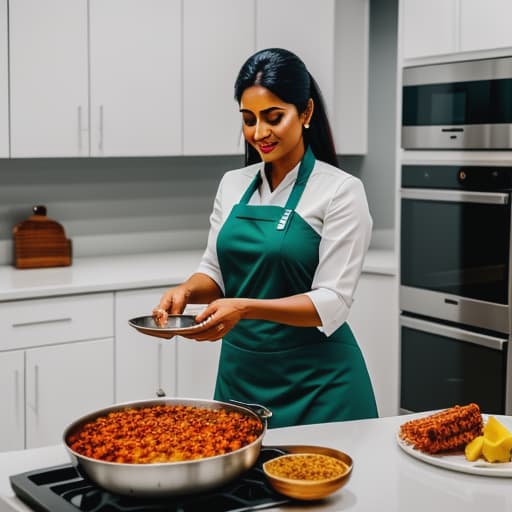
[196,159,372,337]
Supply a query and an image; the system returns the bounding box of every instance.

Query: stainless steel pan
[63,397,271,497]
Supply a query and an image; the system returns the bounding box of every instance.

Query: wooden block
[12,206,72,269]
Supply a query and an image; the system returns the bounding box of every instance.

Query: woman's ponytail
[304,73,338,167]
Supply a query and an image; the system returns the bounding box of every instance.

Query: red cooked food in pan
[67,404,263,464]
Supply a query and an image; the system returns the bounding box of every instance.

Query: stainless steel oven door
[400,315,508,414]
[400,188,511,333]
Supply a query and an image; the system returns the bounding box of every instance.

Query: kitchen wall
[0,0,398,264]
[339,0,398,244]
[0,155,241,264]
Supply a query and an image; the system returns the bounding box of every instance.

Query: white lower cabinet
[0,338,114,451]
[0,292,115,452]
[176,303,221,400]
[115,288,221,402]
[115,287,177,402]
[348,273,399,417]
[25,338,113,449]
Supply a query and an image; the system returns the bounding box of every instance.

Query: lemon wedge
[481,416,512,463]
[465,416,512,463]
[465,435,484,461]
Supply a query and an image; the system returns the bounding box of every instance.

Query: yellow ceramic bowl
[262,445,353,501]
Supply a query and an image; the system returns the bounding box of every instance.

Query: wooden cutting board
[12,205,72,269]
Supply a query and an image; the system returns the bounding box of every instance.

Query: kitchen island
[0,413,510,512]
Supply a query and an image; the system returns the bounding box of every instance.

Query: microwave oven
[402,56,512,149]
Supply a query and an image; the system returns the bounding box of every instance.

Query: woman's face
[240,85,312,172]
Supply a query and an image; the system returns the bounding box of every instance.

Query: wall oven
[400,315,507,414]
[400,164,512,414]
[402,56,512,149]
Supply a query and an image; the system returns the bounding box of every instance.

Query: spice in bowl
[263,449,352,501]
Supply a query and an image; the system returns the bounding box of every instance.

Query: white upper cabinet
[459,0,512,53]
[183,0,254,156]
[6,0,368,157]
[402,0,512,62]
[10,0,181,158]
[89,0,182,157]
[9,0,89,157]
[256,0,335,122]
[401,0,458,60]
[0,0,9,158]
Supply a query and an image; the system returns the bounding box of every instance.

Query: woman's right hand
[156,284,192,316]
[152,284,191,327]
[151,273,224,327]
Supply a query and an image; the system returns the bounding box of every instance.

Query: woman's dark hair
[234,48,338,167]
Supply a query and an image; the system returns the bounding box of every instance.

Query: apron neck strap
[238,146,316,208]
[284,146,316,210]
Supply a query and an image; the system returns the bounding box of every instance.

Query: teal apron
[214,147,378,428]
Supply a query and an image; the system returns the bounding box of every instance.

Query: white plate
[397,414,512,477]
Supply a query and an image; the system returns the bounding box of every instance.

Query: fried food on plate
[399,403,483,454]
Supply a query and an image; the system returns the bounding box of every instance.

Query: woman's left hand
[184,298,246,342]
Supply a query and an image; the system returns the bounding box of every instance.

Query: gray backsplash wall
[0,155,242,264]
[339,0,398,237]
[0,0,398,264]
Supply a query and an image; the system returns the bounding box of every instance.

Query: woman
[154,48,378,428]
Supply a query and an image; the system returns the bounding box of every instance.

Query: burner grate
[10,448,291,512]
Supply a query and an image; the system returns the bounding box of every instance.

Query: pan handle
[229,399,272,420]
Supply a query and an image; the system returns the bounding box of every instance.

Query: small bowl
[263,445,353,501]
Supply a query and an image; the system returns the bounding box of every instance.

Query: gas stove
[5,448,291,512]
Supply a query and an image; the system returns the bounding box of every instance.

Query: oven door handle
[400,315,507,350]
[400,188,509,205]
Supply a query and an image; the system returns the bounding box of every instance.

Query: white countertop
[0,413,510,512]
[0,248,396,302]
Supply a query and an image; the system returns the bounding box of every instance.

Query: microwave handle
[400,315,507,351]
[400,188,509,205]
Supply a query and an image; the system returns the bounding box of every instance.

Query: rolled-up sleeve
[305,176,372,337]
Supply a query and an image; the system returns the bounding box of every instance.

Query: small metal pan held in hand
[128,314,210,339]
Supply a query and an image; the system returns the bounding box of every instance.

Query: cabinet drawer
[0,293,114,350]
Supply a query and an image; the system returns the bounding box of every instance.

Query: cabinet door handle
[400,188,509,205]
[34,364,39,415]
[156,340,166,397]
[400,315,507,350]
[77,105,83,153]
[99,105,104,153]
[14,369,21,419]
[27,365,39,414]
[12,317,72,328]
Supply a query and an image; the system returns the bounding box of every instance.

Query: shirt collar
[258,161,301,195]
